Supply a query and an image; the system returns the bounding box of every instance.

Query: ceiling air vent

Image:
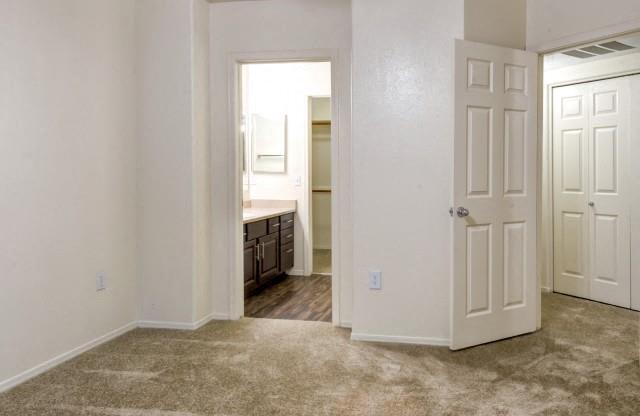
[562,50,595,59]
[581,45,615,55]
[600,41,635,51]
[561,41,635,60]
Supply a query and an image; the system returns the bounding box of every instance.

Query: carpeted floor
[1,293,638,415]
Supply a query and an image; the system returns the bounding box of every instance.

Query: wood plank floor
[244,275,331,322]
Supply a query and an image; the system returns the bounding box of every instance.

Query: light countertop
[243,200,296,224]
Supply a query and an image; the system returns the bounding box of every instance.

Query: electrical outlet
[96,273,107,291]
[369,271,382,290]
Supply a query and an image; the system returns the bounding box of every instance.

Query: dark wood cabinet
[244,240,258,293]
[258,232,279,282]
[280,242,294,271]
[243,212,294,297]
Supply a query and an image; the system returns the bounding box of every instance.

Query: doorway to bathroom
[239,61,334,322]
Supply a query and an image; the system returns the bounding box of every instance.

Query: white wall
[136,0,212,325]
[464,0,526,49]
[192,0,213,322]
[527,0,640,51]
[209,0,352,324]
[351,0,464,343]
[244,62,331,275]
[0,0,137,387]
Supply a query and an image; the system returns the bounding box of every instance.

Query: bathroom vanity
[243,205,295,297]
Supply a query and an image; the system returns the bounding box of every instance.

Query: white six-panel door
[452,40,538,350]
[553,78,631,308]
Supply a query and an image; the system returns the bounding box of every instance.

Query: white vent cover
[562,41,635,59]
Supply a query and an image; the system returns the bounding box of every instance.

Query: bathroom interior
[240,61,333,322]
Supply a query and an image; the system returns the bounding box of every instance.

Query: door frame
[537,37,640,313]
[226,49,347,326]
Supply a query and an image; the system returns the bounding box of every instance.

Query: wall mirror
[251,113,287,173]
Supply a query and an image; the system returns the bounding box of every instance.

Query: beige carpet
[1,293,638,415]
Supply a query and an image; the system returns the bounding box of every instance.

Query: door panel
[589,78,630,307]
[244,240,258,296]
[503,222,526,309]
[467,106,493,197]
[552,78,631,308]
[452,40,538,350]
[553,84,590,298]
[258,233,279,282]
[504,110,526,195]
[466,224,492,316]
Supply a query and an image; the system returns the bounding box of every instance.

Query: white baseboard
[0,321,137,393]
[541,286,552,293]
[137,313,220,331]
[192,313,215,329]
[338,320,352,328]
[211,312,230,320]
[351,332,450,347]
[288,268,305,276]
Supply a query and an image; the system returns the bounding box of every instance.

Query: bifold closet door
[553,78,631,308]
[553,84,590,299]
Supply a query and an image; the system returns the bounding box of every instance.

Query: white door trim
[541,62,640,308]
[225,49,348,326]
[535,28,640,322]
[528,21,640,54]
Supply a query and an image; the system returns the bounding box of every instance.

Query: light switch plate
[369,271,382,290]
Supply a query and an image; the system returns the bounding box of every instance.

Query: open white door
[451,40,538,350]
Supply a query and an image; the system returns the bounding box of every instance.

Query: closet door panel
[553,84,590,298]
[631,75,640,311]
[589,78,631,308]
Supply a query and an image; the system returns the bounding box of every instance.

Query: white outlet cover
[96,273,107,291]
[369,271,382,290]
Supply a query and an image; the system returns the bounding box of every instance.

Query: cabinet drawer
[246,220,268,241]
[280,228,294,245]
[280,213,294,230]
[280,242,294,271]
[268,217,281,233]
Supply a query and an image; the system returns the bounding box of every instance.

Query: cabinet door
[244,240,258,296]
[258,233,279,281]
[280,243,294,271]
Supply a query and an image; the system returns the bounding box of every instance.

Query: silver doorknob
[588,201,595,207]
[456,207,470,218]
